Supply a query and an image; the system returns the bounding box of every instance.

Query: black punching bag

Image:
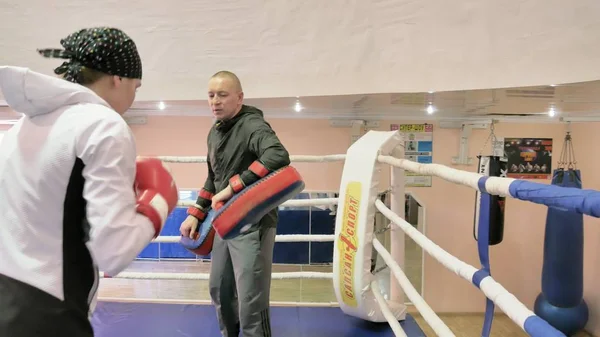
[473,155,507,245]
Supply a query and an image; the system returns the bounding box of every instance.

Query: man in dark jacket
[180,71,290,337]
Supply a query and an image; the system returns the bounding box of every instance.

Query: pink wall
[131,116,348,191]
[132,115,599,335]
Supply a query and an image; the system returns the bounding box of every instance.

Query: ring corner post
[333,130,407,322]
[389,143,406,308]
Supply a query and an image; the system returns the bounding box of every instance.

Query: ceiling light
[426,103,435,114]
[548,106,556,117]
[294,101,302,112]
[158,101,166,110]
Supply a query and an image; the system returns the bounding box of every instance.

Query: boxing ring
[91,130,593,337]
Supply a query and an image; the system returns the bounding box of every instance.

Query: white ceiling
[2,1,600,100]
[2,1,600,122]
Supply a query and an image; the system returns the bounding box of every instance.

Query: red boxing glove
[134,157,179,237]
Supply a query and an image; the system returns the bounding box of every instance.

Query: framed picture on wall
[503,138,552,179]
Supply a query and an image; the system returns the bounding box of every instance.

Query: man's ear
[238,91,244,102]
[111,76,123,88]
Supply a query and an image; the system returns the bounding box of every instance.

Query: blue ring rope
[475,176,494,337]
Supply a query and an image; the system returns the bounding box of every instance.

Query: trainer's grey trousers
[209,226,276,337]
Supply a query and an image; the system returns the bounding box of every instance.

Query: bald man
[180,71,290,337]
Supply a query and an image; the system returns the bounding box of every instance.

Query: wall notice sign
[391,123,433,187]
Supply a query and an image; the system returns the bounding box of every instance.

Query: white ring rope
[370,279,408,337]
[374,199,538,335]
[99,271,333,280]
[377,155,512,196]
[155,154,347,164]
[152,234,335,244]
[176,197,338,208]
[372,238,455,337]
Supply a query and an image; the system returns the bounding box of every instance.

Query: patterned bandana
[37,27,142,82]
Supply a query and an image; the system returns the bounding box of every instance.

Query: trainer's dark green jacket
[195,105,291,228]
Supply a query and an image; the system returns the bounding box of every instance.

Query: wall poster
[391,123,433,187]
[503,138,552,179]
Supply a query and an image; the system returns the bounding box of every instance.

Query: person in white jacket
[0,27,179,336]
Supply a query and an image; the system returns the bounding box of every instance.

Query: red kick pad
[213,166,305,239]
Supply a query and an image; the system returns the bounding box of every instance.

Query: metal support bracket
[440,121,489,166]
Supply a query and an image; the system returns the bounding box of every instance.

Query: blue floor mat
[91,301,426,336]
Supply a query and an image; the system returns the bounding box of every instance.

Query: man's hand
[180,215,200,239]
[212,185,234,209]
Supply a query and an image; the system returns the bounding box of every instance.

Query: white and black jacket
[0,66,156,336]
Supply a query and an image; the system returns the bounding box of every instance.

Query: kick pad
[213,166,305,239]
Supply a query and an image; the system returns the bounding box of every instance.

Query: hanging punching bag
[473,155,507,245]
[534,132,589,335]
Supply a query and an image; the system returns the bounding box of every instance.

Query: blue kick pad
[91,302,426,337]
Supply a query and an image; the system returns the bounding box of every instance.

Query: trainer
[180,71,290,337]
[0,27,178,336]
